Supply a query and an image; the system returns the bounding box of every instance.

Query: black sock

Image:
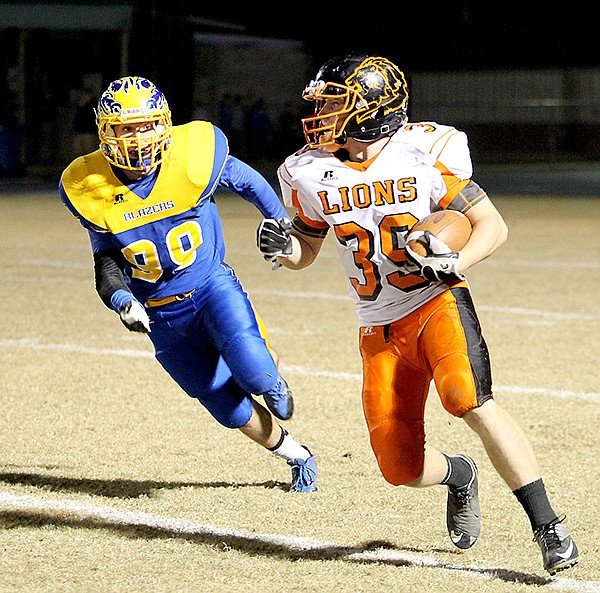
[513,479,558,531]
[441,454,474,491]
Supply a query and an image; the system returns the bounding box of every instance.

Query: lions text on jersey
[278,122,472,326]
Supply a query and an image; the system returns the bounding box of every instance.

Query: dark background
[1,1,600,180]
[178,4,599,70]
[134,3,600,116]
[5,2,599,117]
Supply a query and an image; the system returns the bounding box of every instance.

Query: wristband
[110,289,136,313]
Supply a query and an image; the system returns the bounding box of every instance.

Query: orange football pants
[359,287,493,486]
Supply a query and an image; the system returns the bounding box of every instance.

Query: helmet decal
[346,57,408,125]
[98,77,169,118]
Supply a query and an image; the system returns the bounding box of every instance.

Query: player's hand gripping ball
[405,210,472,281]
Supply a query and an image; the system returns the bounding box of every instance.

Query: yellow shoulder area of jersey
[61,151,123,231]
[61,122,223,233]
[62,150,114,194]
[174,120,221,190]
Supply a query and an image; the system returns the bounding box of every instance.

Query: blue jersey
[59,121,289,427]
[59,121,287,304]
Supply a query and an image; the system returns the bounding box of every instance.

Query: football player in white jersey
[257,55,578,574]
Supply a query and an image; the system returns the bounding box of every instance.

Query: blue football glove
[405,230,462,282]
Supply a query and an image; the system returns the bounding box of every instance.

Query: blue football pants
[147,265,279,428]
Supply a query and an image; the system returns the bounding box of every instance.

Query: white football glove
[405,230,462,282]
[257,218,293,261]
[119,300,151,333]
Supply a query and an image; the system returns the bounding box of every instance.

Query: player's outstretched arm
[220,155,288,220]
[282,231,325,270]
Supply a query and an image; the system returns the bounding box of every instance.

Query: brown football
[406,210,472,256]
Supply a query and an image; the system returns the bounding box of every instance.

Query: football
[406,210,472,256]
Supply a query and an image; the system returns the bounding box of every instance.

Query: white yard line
[0,337,154,359]
[0,492,596,592]
[476,305,600,322]
[4,262,600,322]
[1,338,599,403]
[251,289,600,321]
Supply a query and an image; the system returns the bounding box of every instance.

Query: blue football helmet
[96,76,172,172]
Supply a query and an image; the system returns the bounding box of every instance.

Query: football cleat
[446,454,481,549]
[288,453,318,493]
[533,517,579,575]
[262,374,294,420]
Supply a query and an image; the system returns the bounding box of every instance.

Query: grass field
[0,190,599,593]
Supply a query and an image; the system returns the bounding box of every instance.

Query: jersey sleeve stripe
[446,181,488,213]
[277,163,293,188]
[294,202,329,230]
[434,160,470,208]
[292,214,329,238]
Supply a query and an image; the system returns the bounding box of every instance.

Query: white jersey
[278,122,473,326]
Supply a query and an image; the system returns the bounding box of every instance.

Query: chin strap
[344,113,407,143]
[335,131,347,145]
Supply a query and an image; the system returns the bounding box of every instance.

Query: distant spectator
[229,94,246,158]
[0,94,23,177]
[275,101,304,158]
[72,88,98,158]
[248,98,273,161]
[0,113,23,177]
[217,94,245,157]
[192,99,210,121]
[217,94,234,138]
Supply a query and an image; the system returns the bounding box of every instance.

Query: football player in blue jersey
[59,76,317,492]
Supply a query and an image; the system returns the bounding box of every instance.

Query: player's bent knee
[207,399,253,429]
[369,420,425,486]
[223,336,279,395]
[196,383,254,429]
[435,366,479,418]
[379,459,424,486]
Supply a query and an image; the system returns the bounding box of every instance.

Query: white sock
[268,428,311,462]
